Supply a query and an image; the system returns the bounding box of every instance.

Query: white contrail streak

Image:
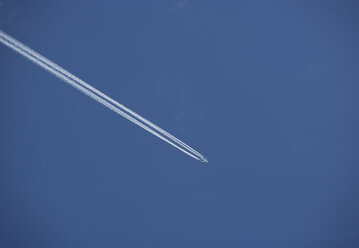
[0,29,208,163]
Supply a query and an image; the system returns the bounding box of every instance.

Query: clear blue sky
[1,0,359,247]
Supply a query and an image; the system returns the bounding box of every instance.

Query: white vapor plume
[0,29,208,163]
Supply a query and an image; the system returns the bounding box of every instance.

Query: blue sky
[1,1,359,247]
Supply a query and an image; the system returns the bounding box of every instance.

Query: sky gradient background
[1,0,359,247]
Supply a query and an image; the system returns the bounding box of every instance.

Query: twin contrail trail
[0,29,207,163]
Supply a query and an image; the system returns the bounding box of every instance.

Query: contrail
[0,29,208,163]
